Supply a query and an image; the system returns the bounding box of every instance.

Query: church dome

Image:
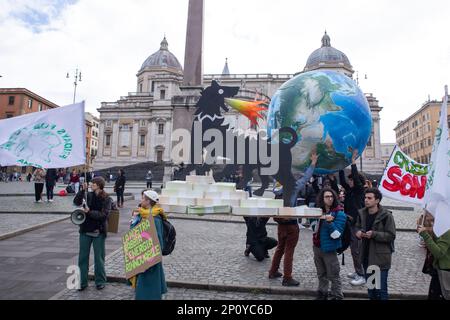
[139,37,183,73]
[304,32,353,73]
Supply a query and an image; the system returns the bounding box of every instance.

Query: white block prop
[161,189,204,198]
[278,206,323,217]
[165,181,193,191]
[186,175,215,184]
[159,196,197,206]
[159,204,187,214]
[240,198,284,208]
[187,205,232,215]
[231,207,276,216]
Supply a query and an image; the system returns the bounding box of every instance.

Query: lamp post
[66,68,82,104]
[355,71,368,172]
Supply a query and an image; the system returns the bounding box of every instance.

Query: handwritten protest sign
[122,217,162,279]
[379,146,429,204]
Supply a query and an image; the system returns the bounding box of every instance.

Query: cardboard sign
[379,146,429,204]
[122,217,162,279]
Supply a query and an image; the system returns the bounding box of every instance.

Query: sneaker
[314,292,328,300]
[244,246,250,257]
[77,286,87,292]
[268,271,282,279]
[350,275,366,286]
[347,272,357,279]
[282,278,300,287]
[49,199,54,202]
[96,284,105,290]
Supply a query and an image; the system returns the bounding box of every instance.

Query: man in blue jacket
[312,188,347,300]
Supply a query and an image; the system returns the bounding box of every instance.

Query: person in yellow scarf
[128,190,168,300]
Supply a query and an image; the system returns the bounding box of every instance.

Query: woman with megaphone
[73,176,114,291]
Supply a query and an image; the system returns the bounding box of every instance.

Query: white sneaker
[49,199,54,202]
[350,275,366,286]
[347,272,357,279]
[37,199,43,203]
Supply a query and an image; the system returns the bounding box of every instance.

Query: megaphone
[71,209,86,225]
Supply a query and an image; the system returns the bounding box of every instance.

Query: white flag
[423,86,450,237]
[379,145,429,205]
[0,101,86,169]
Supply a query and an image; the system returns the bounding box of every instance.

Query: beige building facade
[394,99,450,164]
[94,33,386,174]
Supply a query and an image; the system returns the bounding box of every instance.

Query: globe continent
[267,70,372,174]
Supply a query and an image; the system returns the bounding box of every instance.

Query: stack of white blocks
[159,175,322,217]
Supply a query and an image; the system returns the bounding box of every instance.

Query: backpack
[161,219,176,256]
[336,215,352,255]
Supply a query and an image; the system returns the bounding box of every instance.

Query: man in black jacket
[339,149,366,286]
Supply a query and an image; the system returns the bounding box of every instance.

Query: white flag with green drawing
[423,86,450,237]
[0,101,86,169]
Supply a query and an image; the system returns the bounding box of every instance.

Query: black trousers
[429,270,444,300]
[146,181,152,188]
[46,183,55,200]
[116,189,124,206]
[250,237,278,261]
[35,183,44,201]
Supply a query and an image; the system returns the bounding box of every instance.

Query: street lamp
[66,68,82,103]
[355,70,368,172]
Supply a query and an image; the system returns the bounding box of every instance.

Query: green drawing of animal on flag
[0,101,86,168]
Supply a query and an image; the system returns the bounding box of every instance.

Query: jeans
[116,189,124,206]
[146,181,152,189]
[78,233,106,287]
[244,186,252,198]
[46,183,54,200]
[364,263,389,300]
[71,182,80,193]
[269,224,299,280]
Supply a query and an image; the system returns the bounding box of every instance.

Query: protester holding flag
[418,216,450,300]
[32,168,46,203]
[73,177,113,291]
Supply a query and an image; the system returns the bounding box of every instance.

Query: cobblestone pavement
[0,182,428,300]
[92,219,429,297]
[52,282,314,300]
[0,213,67,237]
[0,202,136,300]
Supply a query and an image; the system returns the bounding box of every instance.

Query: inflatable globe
[267,70,372,174]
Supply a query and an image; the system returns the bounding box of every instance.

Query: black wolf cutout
[185,80,297,206]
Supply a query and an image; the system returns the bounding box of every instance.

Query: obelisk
[183,0,204,86]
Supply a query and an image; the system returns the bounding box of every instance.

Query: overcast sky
[1,0,449,143]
